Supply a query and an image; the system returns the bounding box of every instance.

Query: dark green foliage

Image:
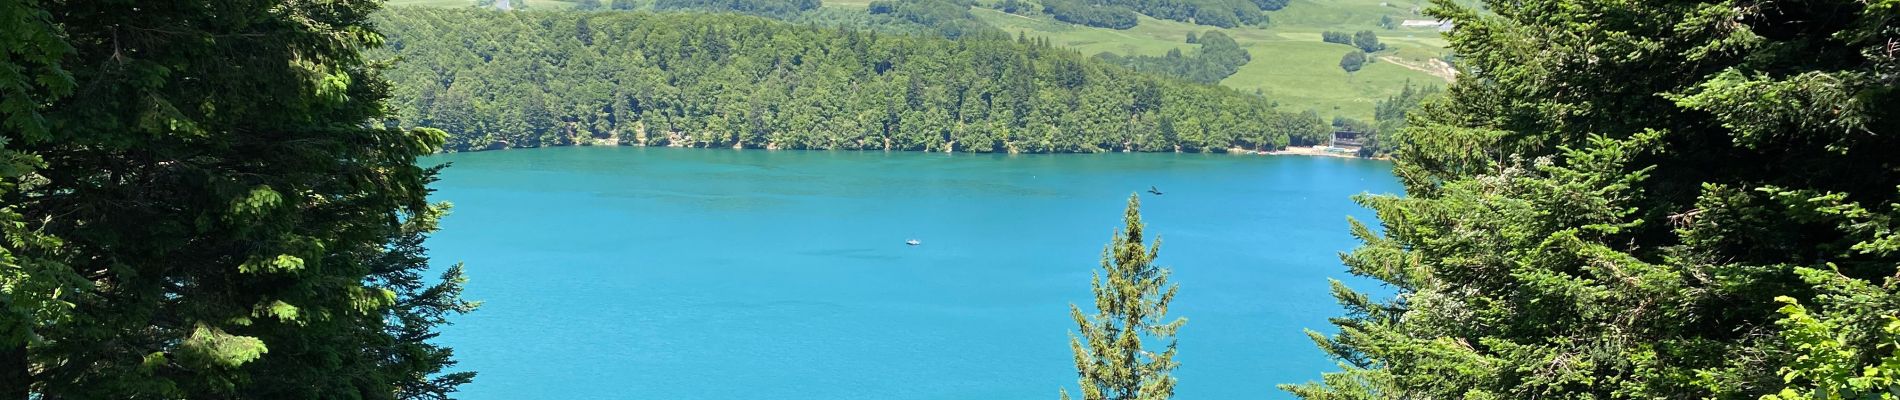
[612,0,639,9]
[657,0,821,18]
[1061,194,1183,400]
[0,0,75,396]
[1185,3,1245,28]
[1042,0,1139,29]
[1323,30,1384,52]
[1370,83,1433,124]
[1194,31,1249,68]
[1355,83,1438,156]
[1097,31,1250,84]
[1320,31,1351,45]
[1184,32,1197,43]
[998,0,1037,14]
[1330,117,1371,134]
[576,0,605,10]
[1286,110,1332,146]
[1378,14,1394,29]
[860,0,997,37]
[0,0,473,398]
[377,9,1317,153]
[1061,0,1268,28]
[798,1,1003,38]
[1338,51,1365,73]
[1350,30,1383,53]
[1288,0,1900,398]
[612,0,1005,39]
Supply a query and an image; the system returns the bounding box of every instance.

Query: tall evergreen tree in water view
[1286,0,1899,398]
[1064,195,1184,400]
[0,0,474,398]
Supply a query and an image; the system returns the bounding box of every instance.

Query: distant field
[1223,39,1441,117]
[385,0,1463,119]
[1272,0,1419,29]
[388,0,472,6]
[970,0,1458,119]
[387,0,579,9]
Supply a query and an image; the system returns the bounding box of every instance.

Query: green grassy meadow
[969,0,1457,119]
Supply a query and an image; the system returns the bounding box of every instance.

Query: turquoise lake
[422,147,1403,399]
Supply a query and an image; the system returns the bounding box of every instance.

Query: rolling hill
[385,0,1460,120]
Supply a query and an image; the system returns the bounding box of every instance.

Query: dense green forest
[400,0,1335,103]
[0,0,473,398]
[491,0,1288,29]
[858,0,1000,38]
[1032,0,1139,29]
[795,3,1004,39]
[1287,0,1900,398]
[642,0,1004,38]
[374,8,1332,153]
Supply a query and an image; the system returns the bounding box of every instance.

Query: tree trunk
[0,343,26,400]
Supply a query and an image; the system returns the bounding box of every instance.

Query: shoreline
[1234,145,1387,160]
[442,141,1387,160]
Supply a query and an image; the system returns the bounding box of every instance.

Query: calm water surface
[423,147,1402,399]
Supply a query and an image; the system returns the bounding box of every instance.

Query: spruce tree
[0,0,78,396]
[1287,0,1900,398]
[1063,194,1185,400]
[0,0,474,398]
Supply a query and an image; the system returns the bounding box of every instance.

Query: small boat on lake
[905,239,922,246]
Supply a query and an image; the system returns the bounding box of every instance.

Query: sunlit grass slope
[387,0,581,9]
[970,0,1457,119]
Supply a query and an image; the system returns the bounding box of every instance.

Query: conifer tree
[1287,0,1900,398]
[1063,194,1185,400]
[0,0,474,397]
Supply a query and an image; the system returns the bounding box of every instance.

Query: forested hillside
[375,8,1332,153]
[386,0,1461,123]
